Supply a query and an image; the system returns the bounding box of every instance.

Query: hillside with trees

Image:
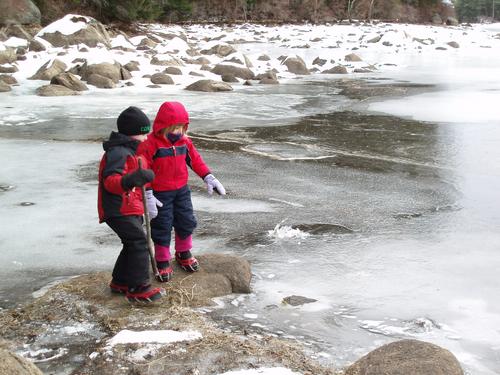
[30,0,459,25]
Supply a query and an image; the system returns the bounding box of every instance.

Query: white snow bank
[218,368,302,375]
[4,37,29,48]
[107,329,202,347]
[37,14,92,36]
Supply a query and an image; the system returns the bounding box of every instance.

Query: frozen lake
[1,23,500,375]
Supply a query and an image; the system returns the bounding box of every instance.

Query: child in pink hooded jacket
[137,101,225,281]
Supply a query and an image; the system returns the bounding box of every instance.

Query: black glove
[121,168,155,190]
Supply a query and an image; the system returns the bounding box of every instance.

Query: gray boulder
[345,53,362,62]
[150,73,174,85]
[257,54,271,61]
[37,15,110,48]
[322,65,348,74]
[87,74,115,89]
[5,24,33,40]
[0,64,18,73]
[194,254,251,293]
[222,74,238,83]
[256,70,279,84]
[282,295,317,306]
[36,84,80,96]
[50,72,88,91]
[211,64,255,80]
[151,55,184,66]
[185,79,233,92]
[0,348,43,375]
[28,38,46,52]
[200,44,236,57]
[313,57,327,66]
[0,47,17,64]
[367,35,382,43]
[80,62,122,83]
[120,67,132,80]
[0,74,17,84]
[124,61,140,72]
[29,59,67,80]
[447,41,460,48]
[164,66,182,75]
[446,17,459,26]
[432,14,443,25]
[0,0,41,26]
[345,339,464,375]
[283,56,309,75]
[0,81,11,92]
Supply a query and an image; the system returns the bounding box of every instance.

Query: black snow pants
[106,215,150,287]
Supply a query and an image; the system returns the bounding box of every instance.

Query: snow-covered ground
[1,17,500,375]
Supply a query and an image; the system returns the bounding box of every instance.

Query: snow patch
[37,14,92,36]
[107,329,202,347]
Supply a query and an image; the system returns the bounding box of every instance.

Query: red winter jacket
[137,102,210,192]
[98,132,147,223]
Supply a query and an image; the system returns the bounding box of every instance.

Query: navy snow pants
[151,185,197,246]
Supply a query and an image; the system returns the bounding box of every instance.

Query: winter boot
[156,261,173,282]
[109,280,128,294]
[126,284,163,303]
[175,251,199,272]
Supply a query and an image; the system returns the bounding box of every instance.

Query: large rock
[28,38,46,52]
[36,84,80,96]
[0,81,12,92]
[5,24,33,40]
[150,73,174,85]
[0,47,17,64]
[345,53,362,62]
[446,17,459,26]
[0,0,41,26]
[0,74,17,85]
[87,74,115,89]
[80,62,122,83]
[322,65,348,74]
[283,56,310,75]
[345,339,464,375]
[0,64,18,73]
[50,72,88,91]
[151,55,184,66]
[29,59,67,80]
[211,64,255,80]
[36,15,110,48]
[200,44,237,57]
[0,348,43,375]
[185,79,233,92]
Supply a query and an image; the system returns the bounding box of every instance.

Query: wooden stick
[138,158,160,279]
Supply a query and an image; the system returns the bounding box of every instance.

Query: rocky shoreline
[0,254,465,375]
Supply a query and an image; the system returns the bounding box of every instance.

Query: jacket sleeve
[185,138,211,178]
[102,148,128,195]
[136,139,154,189]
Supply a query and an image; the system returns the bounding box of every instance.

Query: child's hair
[160,124,187,137]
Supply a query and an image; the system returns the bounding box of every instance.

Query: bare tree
[367,0,376,22]
[347,0,357,22]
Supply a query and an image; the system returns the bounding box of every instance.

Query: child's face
[130,134,148,142]
[169,125,184,134]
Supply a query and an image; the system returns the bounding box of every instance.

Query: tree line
[32,0,498,24]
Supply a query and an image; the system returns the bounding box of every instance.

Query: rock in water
[282,295,318,306]
[345,339,464,375]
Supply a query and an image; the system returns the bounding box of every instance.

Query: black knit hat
[117,106,151,136]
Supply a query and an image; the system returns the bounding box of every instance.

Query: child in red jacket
[98,106,163,303]
[137,101,226,282]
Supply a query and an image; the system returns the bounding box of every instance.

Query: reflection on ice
[242,142,334,161]
[193,196,275,213]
